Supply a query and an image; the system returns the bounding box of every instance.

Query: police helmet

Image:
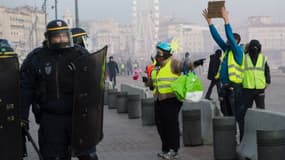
[44,19,73,49]
[0,39,14,54]
[71,27,88,48]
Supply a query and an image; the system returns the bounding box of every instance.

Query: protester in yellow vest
[144,40,204,160]
[242,39,271,110]
[203,7,245,141]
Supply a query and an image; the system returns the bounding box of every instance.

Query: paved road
[96,108,212,160]
[26,106,213,160]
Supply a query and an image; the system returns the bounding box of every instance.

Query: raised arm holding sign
[202,5,246,142]
[207,0,225,18]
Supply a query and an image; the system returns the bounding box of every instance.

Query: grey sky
[0,0,284,25]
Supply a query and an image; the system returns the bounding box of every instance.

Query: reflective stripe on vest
[0,52,16,58]
[242,54,266,89]
[151,59,178,94]
[215,50,244,84]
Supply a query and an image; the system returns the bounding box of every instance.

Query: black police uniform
[20,20,98,160]
[20,46,88,159]
[0,39,25,160]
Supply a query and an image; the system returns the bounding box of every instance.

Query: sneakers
[157,151,167,159]
[164,149,179,160]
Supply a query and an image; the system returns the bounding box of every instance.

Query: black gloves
[194,58,206,67]
[20,119,29,130]
[142,76,154,91]
[142,76,148,83]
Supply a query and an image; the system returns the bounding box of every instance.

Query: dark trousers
[205,79,221,99]
[236,89,265,141]
[220,84,245,140]
[127,68,133,76]
[109,74,116,88]
[39,113,72,159]
[154,98,182,153]
[242,89,265,109]
[39,113,98,160]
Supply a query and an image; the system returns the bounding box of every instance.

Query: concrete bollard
[108,89,118,109]
[104,90,108,105]
[182,100,217,145]
[257,130,285,160]
[141,98,155,126]
[182,109,203,146]
[213,117,237,160]
[127,95,141,119]
[116,92,128,113]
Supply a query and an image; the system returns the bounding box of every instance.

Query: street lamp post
[43,0,47,25]
[55,0,58,19]
[75,0,79,27]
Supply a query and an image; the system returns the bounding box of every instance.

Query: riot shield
[72,46,107,154]
[0,54,23,160]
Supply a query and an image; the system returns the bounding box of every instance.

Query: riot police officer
[0,39,25,160]
[70,27,101,160]
[20,20,98,160]
[71,27,88,49]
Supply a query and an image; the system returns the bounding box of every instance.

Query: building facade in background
[88,19,120,55]
[88,19,133,57]
[0,6,45,61]
[132,0,160,58]
[63,9,73,28]
[245,16,285,67]
[247,16,285,51]
[159,16,214,58]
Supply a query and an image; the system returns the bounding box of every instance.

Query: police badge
[56,21,62,27]
[44,62,52,75]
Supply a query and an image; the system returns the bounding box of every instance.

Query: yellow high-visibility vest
[215,50,244,84]
[243,54,267,89]
[151,59,179,94]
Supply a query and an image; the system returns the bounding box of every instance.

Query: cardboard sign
[207,1,225,18]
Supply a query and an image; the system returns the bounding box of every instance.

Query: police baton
[24,128,44,160]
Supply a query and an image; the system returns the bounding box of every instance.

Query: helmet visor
[0,39,14,52]
[47,29,74,49]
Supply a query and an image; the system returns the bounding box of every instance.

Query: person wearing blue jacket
[203,7,246,140]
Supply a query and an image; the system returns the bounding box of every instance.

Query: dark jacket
[107,61,119,76]
[207,53,221,80]
[20,46,88,120]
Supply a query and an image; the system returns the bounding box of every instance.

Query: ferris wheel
[132,0,160,58]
